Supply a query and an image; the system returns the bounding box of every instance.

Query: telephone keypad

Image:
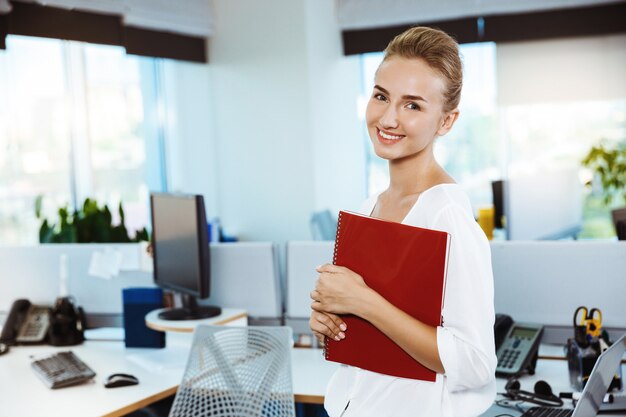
[16,306,51,343]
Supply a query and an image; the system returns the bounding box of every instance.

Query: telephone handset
[1,297,85,346]
[0,299,51,345]
[494,313,544,377]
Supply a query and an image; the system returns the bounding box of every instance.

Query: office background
[1,2,625,416]
[1,0,625,249]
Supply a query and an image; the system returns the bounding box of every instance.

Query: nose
[379,104,399,129]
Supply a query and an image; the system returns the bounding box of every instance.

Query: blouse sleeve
[432,203,497,392]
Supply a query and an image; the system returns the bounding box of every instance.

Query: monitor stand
[157,294,221,321]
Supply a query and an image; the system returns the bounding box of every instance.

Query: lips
[376,128,405,144]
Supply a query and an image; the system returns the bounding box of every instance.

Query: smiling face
[365,56,457,163]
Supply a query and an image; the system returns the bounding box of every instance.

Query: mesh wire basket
[169,325,295,417]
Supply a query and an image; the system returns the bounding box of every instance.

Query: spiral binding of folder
[323,211,343,360]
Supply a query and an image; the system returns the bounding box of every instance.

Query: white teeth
[379,130,402,140]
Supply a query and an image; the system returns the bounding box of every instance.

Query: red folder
[324,210,450,381]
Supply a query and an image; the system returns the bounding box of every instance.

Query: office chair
[310,209,338,241]
[168,325,295,417]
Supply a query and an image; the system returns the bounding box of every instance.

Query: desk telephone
[1,297,85,346]
[495,314,544,377]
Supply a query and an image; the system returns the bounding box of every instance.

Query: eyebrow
[373,85,428,103]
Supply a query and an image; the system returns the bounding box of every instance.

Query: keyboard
[31,351,96,389]
[522,407,573,417]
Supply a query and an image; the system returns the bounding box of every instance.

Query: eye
[406,102,420,111]
[373,93,387,102]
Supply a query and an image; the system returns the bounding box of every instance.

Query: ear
[436,109,459,137]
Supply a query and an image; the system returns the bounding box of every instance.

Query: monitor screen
[150,193,220,320]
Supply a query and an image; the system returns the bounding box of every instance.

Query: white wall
[303,1,367,215]
[208,0,314,244]
[162,60,220,216]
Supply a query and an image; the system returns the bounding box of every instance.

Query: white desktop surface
[291,347,338,404]
[3,337,623,416]
[0,334,191,417]
[0,340,337,417]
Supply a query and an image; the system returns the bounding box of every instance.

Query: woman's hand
[310,264,370,316]
[309,310,346,345]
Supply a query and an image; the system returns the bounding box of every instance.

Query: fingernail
[340,323,347,331]
[339,332,345,339]
[316,265,322,270]
[334,335,341,341]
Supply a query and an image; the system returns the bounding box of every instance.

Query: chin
[372,146,401,161]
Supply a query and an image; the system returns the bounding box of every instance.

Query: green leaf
[34,195,43,219]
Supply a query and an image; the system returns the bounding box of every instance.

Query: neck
[387,147,443,196]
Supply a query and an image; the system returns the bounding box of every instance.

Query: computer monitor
[150,193,221,320]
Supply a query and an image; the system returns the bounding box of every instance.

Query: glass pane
[0,36,72,245]
[83,44,151,237]
[438,42,499,211]
[502,100,626,238]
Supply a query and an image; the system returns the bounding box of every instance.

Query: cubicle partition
[3,241,624,340]
[201,242,282,324]
[283,240,626,342]
[285,241,334,334]
[0,244,153,324]
[491,241,626,341]
[0,242,283,327]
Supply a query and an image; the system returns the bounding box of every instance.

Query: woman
[309,26,497,417]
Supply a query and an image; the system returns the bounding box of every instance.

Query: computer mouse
[0,342,9,355]
[104,373,139,388]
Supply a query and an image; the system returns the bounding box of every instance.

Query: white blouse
[324,184,497,417]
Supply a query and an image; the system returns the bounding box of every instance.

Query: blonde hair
[383,26,462,113]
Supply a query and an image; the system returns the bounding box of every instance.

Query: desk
[0,338,338,417]
[0,335,190,417]
[3,338,623,417]
[481,358,626,416]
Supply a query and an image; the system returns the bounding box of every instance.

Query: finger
[326,312,347,331]
[310,290,320,301]
[311,319,341,341]
[316,263,342,273]
[311,311,345,341]
[313,331,325,346]
[310,300,324,312]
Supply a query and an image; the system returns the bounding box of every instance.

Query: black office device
[150,193,221,320]
[518,335,626,417]
[31,351,96,389]
[104,373,139,388]
[0,299,50,345]
[612,207,626,240]
[494,314,543,377]
[491,180,506,230]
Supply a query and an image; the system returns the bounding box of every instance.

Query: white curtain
[337,0,623,30]
[496,33,626,105]
[10,0,213,37]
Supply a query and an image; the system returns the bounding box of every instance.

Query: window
[0,36,166,245]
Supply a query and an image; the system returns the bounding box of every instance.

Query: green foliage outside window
[581,140,626,206]
[35,196,149,244]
